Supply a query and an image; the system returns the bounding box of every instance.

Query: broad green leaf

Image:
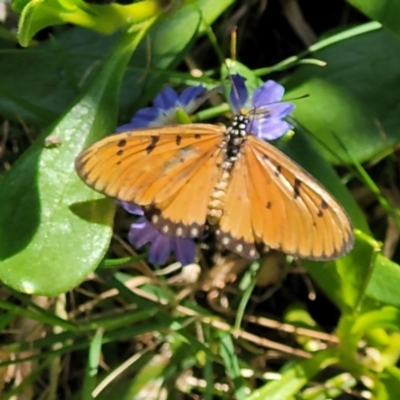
[285,26,400,164]
[0,27,153,295]
[367,255,400,307]
[347,0,400,39]
[304,238,374,314]
[0,29,119,127]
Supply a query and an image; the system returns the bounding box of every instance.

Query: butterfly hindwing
[215,153,260,259]
[145,138,226,238]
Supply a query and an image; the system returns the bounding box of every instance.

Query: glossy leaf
[0,28,153,295]
[347,0,400,39]
[285,26,400,164]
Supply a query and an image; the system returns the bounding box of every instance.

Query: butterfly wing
[217,135,354,260]
[76,124,225,237]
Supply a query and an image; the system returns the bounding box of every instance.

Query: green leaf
[219,333,249,399]
[0,29,119,127]
[0,28,153,295]
[82,328,104,400]
[247,349,338,400]
[17,0,163,46]
[285,26,400,164]
[367,255,400,307]
[347,0,400,39]
[375,365,400,400]
[353,306,400,334]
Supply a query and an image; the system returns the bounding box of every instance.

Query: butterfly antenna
[230,26,238,61]
[285,93,310,102]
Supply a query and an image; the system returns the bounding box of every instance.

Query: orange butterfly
[75,77,354,261]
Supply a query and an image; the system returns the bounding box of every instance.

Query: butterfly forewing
[76,124,226,237]
[251,136,353,259]
[218,135,354,261]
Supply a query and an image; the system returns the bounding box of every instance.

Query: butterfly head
[228,75,295,142]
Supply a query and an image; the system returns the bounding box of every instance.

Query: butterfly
[75,111,354,261]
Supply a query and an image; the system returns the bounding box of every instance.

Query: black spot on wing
[316,198,328,217]
[293,178,301,199]
[194,134,201,139]
[117,149,124,156]
[146,136,159,154]
[118,139,127,147]
[176,135,182,146]
[266,201,272,209]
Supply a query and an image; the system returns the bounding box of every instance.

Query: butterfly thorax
[207,114,249,225]
[225,114,249,162]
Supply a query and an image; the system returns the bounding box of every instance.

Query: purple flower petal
[125,207,196,265]
[148,235,172,265]
[252,80,285,108]
[267,102,295,118]
[116,108,159,131]
[249,119,292,140]
[154,87,179,109]
[173,238,196,265]
[178,86,205,109]
[229,74,248,114]
[128,217,158,248]
[119,202,144,216]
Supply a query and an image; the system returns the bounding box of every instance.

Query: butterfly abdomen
[207,167,231,225]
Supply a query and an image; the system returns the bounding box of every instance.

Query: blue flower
[121,202,196,266]
[119,85,204,265]
[229,74,295,141]
[117,86,206,131]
